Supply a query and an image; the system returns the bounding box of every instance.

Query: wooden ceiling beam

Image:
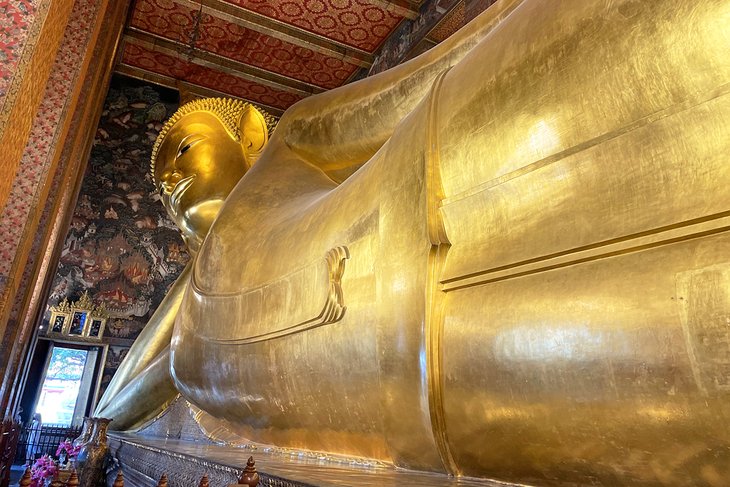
[124,29,324,98]
[210,0,421,19]
[367,0,419,19]
[181,0,374,68]
[115,62,286,117]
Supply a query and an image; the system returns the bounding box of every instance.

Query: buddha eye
[176,135,205,159]
[177,143,192,158]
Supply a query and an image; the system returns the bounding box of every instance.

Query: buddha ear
[238,105,269,162]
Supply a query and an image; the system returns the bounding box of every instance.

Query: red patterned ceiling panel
[223,0,403,52]
[130,0,193,45]
[196,12,359,89]
[122,43,305,110]
[131,0,359,89]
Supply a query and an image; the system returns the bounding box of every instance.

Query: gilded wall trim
[0,0,53,134]
[0,0,75,213]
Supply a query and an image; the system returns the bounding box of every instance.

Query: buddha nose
[160,169,183,194]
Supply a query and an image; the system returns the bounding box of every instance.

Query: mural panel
[45,77,186,347]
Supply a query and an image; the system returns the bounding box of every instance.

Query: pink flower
[55,439,82,458]
[29,454,58,485]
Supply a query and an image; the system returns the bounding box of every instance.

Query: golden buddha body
[98,0,730,485]
[95,99,275,425]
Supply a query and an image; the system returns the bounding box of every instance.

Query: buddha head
[151,98,276,251]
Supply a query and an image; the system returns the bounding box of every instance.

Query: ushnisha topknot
[150,97,277,183]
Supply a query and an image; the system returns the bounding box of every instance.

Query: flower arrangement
[55,439,82,460]
[26,440,81,486]
[28,455,57,487]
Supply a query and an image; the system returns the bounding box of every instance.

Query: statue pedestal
[106,390,524,486]
[107,434,519,487]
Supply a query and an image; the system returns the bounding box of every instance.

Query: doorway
[36,346,90,426]
[20,340,107,428]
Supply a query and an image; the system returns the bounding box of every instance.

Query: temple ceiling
[115,0,467,115]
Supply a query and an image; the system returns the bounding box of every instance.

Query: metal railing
[15,424,80,465]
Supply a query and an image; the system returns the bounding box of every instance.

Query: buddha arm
[95,347,177,431]
[95,262,191,413]
[275,0,525,183]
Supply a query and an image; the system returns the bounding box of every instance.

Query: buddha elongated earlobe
[238,106,269,165]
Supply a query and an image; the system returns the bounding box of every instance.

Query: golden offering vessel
[97,0,730,485]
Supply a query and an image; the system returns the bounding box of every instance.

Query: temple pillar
[0,0,132,416]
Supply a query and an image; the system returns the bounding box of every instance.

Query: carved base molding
[108,436,312,487]
[107,434,514,487]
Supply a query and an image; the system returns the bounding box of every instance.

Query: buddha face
[154,111,247,251]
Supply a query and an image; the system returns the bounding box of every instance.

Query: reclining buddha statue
[96,0,730,484]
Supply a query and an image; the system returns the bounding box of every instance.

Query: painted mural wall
[44,75,185,399]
